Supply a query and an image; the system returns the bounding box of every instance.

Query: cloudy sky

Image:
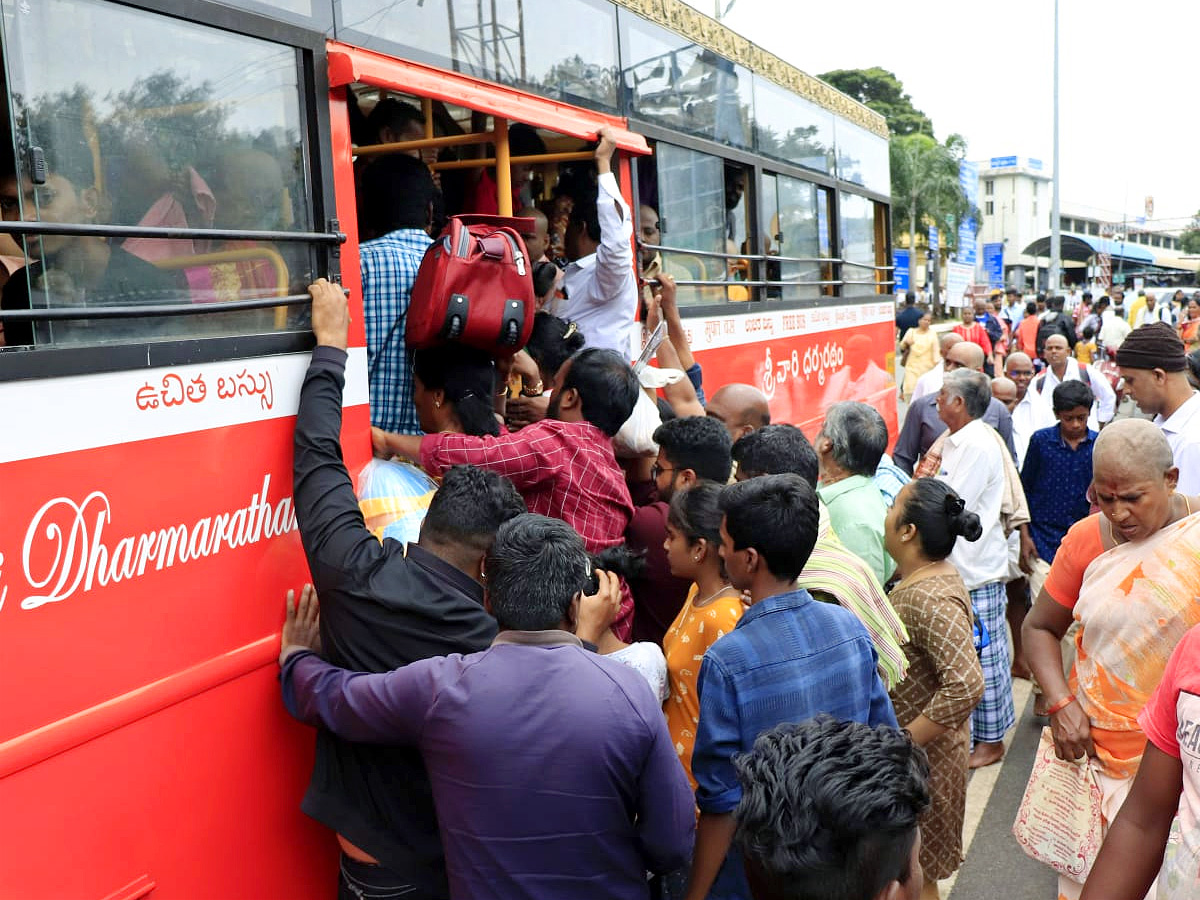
[684,0,1194,229]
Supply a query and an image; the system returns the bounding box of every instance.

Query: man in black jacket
[293,279,527,899]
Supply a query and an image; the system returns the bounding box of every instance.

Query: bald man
[892,341,1016,474]
[706,383,770,442]
[1006,351,1057,469]
[910,332,964,402]
[1033,334,1115,431]
[992,377,1017,410]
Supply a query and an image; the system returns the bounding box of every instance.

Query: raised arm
[591,126,637,307]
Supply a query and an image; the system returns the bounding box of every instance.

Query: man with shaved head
[706,383,771,442]
[1006,351,1057,469]
[892,341,1016,474]
[1033,333,1115,432]
[991,377,1017,409]
[910,332,964,402]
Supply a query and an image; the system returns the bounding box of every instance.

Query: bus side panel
[684,306,899,439]
[0,661,335,899]
[0,380,372,897]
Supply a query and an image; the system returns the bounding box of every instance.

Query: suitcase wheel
[502,319,519,345]
[446,315,464,340]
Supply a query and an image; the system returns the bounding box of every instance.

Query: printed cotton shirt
[1020,424,1096,563]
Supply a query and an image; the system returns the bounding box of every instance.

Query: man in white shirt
[1116,322,1200,493]
[1034,334,1116,431]
[560,126,639,358]
[910,332,964,402]
[1004,351,1057,468]
[1100,304,1132,350]
[1133,292,1175,328]
[935,369,1016,769]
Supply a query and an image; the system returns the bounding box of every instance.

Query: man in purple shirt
[280,514,694,900]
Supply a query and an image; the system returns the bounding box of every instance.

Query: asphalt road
[946,683,1059,900]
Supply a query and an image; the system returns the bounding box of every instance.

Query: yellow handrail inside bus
[153,246,291,329]
[429,151,595,171]
[354,129,497,157]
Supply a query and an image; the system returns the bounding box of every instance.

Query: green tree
[1181,210,1200,255]
[818,67,934,136]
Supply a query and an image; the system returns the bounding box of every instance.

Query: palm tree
[891,133,976,309]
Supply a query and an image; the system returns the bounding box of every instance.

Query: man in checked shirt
[374,344,642,640]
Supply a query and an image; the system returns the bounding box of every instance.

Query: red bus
[0,0,893,896]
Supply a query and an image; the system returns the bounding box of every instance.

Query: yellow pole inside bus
[493,116,512,217]
[421,97,434,140]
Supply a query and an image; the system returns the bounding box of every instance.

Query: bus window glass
[654,142,724,306]
[835,119,889,196]
[338,0,619,111]
[618,11,753,150]
[0,0,314,348]
[840,191,877,292]
[776,174,821,301]
[752,77,833,174]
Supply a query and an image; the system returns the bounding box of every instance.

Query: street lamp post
[1049,0,1062,294]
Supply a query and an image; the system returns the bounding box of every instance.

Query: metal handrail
[669,279,843,288]
[0,221,344,245]
[643,242,841,266]
[0,293,312,321]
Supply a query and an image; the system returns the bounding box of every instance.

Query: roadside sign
[983,242,1004,289]
[893,249,910,291]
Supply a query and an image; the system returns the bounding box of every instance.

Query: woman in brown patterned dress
[884,478,986,899]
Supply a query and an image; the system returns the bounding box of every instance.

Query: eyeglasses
[651,463,677,480]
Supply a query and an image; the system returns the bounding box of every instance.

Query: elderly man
[815,402,895,586]
[910,332,964,402]
[893,341,1017,475]
[1116,322,1200,493]
[706,382,771,442]
[935,369,1016,769]
[280,515,695,900]
[1035,334,1115,432]
[1004,351,1057,468]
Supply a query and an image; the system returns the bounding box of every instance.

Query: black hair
[654,416,733,483]
[411,344,500,437]
[508,123,546,158]
[1048,295,1065,311]
[904,291,915,304]
[1188,349,1200,391]
[421,465,527,553]
[734,716,930,900]
[819,402,888,476]
[485,514,590,631]
[1082,291,1092,302]
[897,478,981,560]
[568,194,602,243]
[719,474,819,582]
[526,312,585,383]
[668,480,725,549]
[366,98,423,141]
[1096,296,1110,310]
[1024,300,1037,315]
[1052,378,1095,413]
[558,347,639,436]
[1082,325,1096,340]
[656,397,678,423]
[359,153,436,237]
[731,424,819,488]
[532,260,559,298]
[587,543,645,594]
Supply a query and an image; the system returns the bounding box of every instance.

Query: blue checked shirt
[692,588,896,899]
[361,229,433,434]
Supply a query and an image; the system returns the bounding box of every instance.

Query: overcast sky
[684,0,1193,229]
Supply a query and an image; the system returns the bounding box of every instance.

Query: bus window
[760,171,822,302]
[722,162,751,300]
[651,142,724,306]
[0,0,315,349]
[840,192,881,295]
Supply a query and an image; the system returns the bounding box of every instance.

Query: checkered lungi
[970,580,1016,743]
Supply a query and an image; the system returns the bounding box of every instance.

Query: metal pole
[1049,0,1062,294]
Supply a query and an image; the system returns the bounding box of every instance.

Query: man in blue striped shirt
[359,154,436,434]
[683,475,897,900]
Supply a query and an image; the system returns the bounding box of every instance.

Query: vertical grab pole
[421,97,434,140]
[494,116,512,216]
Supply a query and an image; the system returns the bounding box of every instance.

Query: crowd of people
[271,107,1200,900]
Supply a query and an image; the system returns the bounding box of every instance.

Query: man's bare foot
[969,741,1005,769]
[1011,661,1032,680]
[1033,694,1049,717]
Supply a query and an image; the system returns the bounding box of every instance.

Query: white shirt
[1156,391,1200,495]
[1035,358,1116,431]
[1099,313,1131,348]
[1010,390,1057,469]
[911,364,945,402]
[1134,304,1175,328]
[607,641,669,702]
[938,418,1010,589]
[560,172,638,358]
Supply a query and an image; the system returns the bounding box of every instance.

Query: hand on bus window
[309,278,350,351]
[654,273,678,316]
[594,125,617,176]
[280,584,322,664]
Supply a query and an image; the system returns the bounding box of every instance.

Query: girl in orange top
[661,482,745,791]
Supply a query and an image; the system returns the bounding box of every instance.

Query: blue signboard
[1027,158,1043,171]
[928,225,939,253]
[894,249,910,291]
[990,156,1018,169]
[983,242,1005,289]
[957,160,978,266]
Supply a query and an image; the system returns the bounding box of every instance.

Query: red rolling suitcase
[405,214,535,356]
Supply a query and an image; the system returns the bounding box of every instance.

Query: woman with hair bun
[883,477,985,899]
